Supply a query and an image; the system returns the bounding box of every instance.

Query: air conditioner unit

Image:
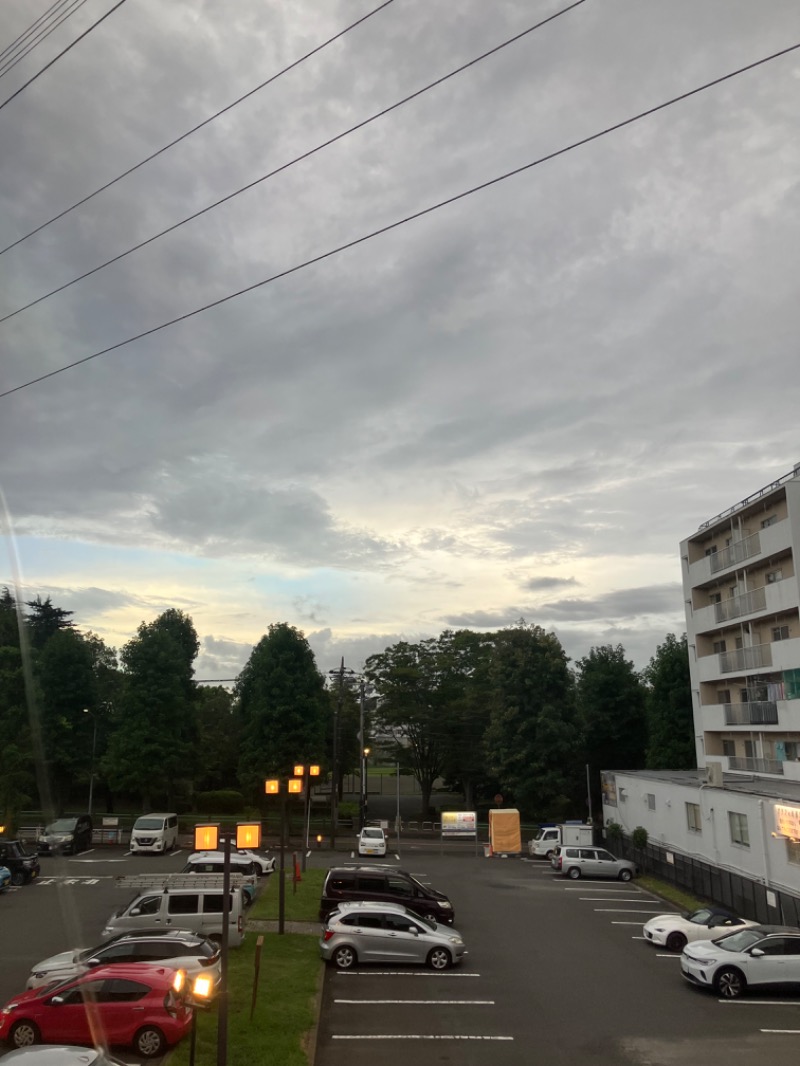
[705,761,723,787]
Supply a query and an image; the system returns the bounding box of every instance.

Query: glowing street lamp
[265,777,304,934]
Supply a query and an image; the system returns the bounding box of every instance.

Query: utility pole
[359,678,366,831]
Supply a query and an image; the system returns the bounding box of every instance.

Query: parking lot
[4,844,800,1065]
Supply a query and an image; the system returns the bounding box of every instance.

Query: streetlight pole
[265,775,303,934]
[83,708,97,818]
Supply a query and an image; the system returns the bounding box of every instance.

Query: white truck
[528,823,594,859]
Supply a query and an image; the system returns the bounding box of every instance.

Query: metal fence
[613,834,800,927]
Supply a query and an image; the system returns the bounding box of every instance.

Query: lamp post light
[293,763,320,870]
[192,819,261,1066]
[265,776,303,934]
[360,747,371,830]
[83,708,97,818]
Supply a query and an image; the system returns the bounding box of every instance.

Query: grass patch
[638,875,703,911]
[248,868,326,923]
[170,932,320,1066]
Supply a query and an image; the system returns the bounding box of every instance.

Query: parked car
[0,840,40,886]
[320,865,455,924]
[26,930,221,990]
[356,827,387,857]
[0,964,193,1057]
[189,846,275,876]
[320,900,466,971]
[0,866,11,893]
[129,813,179,854]
[551,845,637,881]
[643,906,758,952]
[681,925,800,998]
[181,854,259,905]
[37,817,93,856]
[0,1046,128,1066]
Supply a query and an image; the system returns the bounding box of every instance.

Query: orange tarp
[488,808,521,854]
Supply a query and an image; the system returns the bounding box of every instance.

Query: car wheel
[10,871,26,886]
[715,967,746,999]
[666,932,687,953]
[332,945,357,969]
[618,869,633,882]
[567,866,581,880]
[427,947,451,971]
[545,850,555,861]
[10,1020,40,1048]
[135,1026,167,1058]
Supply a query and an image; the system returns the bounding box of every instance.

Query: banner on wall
[441,811,477,837]
[775,804,800,841]
[601,771,617,808]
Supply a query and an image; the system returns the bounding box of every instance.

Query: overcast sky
[2,0,798,681]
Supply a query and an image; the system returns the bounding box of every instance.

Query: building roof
[607,768,800,804]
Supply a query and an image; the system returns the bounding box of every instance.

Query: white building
[601,464,800,907]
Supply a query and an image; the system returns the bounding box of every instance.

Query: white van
[130,812,179,854]
[102,886,246,946]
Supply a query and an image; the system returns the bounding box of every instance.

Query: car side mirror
[50,996,65,1006]
[130,908,141,916]
[87,958,101,968]
[749,948,764,957]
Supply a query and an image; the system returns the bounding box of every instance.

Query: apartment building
[681,463,800,780]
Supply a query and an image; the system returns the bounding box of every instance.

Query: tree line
[0,590,693,827]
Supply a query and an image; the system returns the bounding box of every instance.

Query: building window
[722,739,736,757]
[705,545,717,556]
[717,689,731,704]
[744,739,756,758]
[788,841,800,866]
[710,592,722,604]
[761,515,777,529]
[729,812,750,847]
[713,640,727,654]
[766,569,783,584]
[647,793,656,811]
[773,625,790,642]
[686,803,701,832]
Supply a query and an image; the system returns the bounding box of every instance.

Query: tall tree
[644,633,695,769]
[484,621,580,819]
[0,588,33,827]
[103,610,199,807]
[575,644,647,816]
[235,623,327,796]
[365,639,446,817]
[195,686,239,791]
[25,594,74,650]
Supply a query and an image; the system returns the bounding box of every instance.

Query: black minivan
[37,815,93,855]
[320,865,455,924]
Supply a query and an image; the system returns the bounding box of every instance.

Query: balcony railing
[715,586,767,623]
[723,701,778,725]
[728,756,784,775]
[709,531,761,573]
[719,644,772,673]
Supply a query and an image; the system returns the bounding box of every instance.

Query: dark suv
[0,839,41,885]
[38,814,93,855]
[320,865,455,924]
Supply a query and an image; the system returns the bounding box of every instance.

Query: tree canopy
[645,633,695,769]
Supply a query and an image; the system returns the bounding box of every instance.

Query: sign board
[666,851,674,865]
[441,811,477,838]
[601,772,617,808]
[775,804,800,841]
[102,818,119,827]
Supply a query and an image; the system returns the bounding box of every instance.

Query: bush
[632,825,649,850]
[606,821,623,844]
[194,790,245,814]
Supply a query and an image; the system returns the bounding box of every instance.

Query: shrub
[632,825,649,850]
[606,821,623,844]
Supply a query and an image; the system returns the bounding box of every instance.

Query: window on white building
[773,625,790,642]
[717,689,731,704]
[705,545,718,556]
[713,640,727,654]
[647,793,656,811]
[686,803,701,832]
[729,812,749,847]
[722,739,736,757]
[788,840,800,866]
[710,592,722,604]
[766,569,783,584]
[761,515,777,529]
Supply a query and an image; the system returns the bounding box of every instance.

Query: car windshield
[715,929,764,952]
[134,818,164,830]
[46,819,78,833]
[687,908,714,925]
[362,829,383,839]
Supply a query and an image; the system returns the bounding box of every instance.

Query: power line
[0,0,397,257]
[0,0,92,82]
[0,0,129,114]
[2,40,797,402]
[0,0,589,324]
[0,0,69,61]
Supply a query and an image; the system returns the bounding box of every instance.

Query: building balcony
[728,756,784,774]
[710,531,761,574]
[715,586,767,623]
[719,644,772,673]
[723,701,778,726]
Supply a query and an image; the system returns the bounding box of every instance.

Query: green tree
[196,686,239,791]
[235,623,327,796]
[103,610,200,807]
[35,628,97,812]
[0,588,33,828]
[25,594,74,650]
[484,621,580,819]
[575,644,647,815]
[644,633,695,769]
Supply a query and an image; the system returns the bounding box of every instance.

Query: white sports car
[189,846,276,875]
[643,906,757,952]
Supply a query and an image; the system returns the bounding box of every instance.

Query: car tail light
[323,929,335,942]
[556,857,562,869]
[238,916,244,933]
[200,954,219,966]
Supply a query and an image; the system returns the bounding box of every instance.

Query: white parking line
[579,897,651,902]
[630,935,647,939]
[594,908,664,913]
[761,1029,800,1033]
[334,1000,494,1005]
[333,1035,513,1041]
[720,1000,800,1007]
[612,921,646,926]
[656,954,681,959]
[336,972,481,977]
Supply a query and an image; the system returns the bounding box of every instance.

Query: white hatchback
[357,827,387,857]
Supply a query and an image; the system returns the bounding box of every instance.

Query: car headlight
[691,958,714,967]
[448,937,463,945]
[438,902,452,909]
[3,1005,19,1014]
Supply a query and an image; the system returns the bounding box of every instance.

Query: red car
[0,965,193,1059]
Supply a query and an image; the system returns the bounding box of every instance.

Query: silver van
[102,886,246,946]
[130,812,179,854]
[552,845,638,881]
